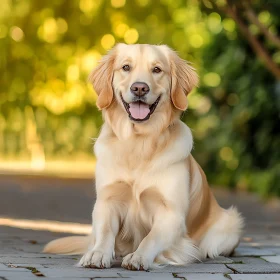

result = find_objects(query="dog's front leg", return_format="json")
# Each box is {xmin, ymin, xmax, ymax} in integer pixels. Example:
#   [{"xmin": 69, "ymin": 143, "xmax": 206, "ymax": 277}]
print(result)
[
  {"xmin": 121, "ymin": 208, "xmax": 187, "ymax": 270},
  {"xmin": 121, "ymin": 164, "xmax": 201, "ymax": 271},
  {"xmin": 78, "ymin": 200, "xmax": 118, "ymax": 268},
  {"xmin": 78, "ymin": 182, "xmax": 127, "ymax": 268}
]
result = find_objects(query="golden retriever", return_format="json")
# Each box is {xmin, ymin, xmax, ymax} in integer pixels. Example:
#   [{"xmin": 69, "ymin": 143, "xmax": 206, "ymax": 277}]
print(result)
[{"xmin": 44, "ymin": 43, "xmax": 244, "ymax": 270}]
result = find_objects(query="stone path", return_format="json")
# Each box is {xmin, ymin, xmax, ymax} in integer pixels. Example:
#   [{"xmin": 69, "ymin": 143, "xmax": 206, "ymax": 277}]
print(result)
[
  {"xmin": 0, "ymin": 173, "xmax": 280, "ymax": 279},
  {"xmin": 1, "ymin": 228, "xmax": 280, "ymax": 279}
]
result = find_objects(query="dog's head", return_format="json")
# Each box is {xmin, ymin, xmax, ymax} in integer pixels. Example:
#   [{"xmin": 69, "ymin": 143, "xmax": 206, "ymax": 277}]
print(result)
[{"xmin": 89, "ymin": 44, "xmax": 198, "ymax": 126}]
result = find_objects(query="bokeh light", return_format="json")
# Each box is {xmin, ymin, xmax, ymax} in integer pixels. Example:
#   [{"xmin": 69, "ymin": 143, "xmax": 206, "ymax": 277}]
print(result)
[
  {"xmin": 203, "ymin": 73, "xmax": 221, "ymax": 87},
  {"xmin": 101, "ymin": 34, "xmax": 116, "ymax": 49},
  {"xmin": 124, "ymin": 28, "xmax": 139, "ymax": 44},
  {"xmin": 10, "ymin": 26, "xmax": 24, "ymax": 42},
  {"xmin": 111, "ymin": 0, "xmax": 126, "ymax": 8}
]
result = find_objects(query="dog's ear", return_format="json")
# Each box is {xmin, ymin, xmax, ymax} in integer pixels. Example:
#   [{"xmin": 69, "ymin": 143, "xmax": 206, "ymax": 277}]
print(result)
[
  {"xmin": 88, "ymin": 48, "xmax": 116, "ymax": 110},
  {"xmin": 170, "ymin": 51, "xmax": 199, "ymax": 111}
]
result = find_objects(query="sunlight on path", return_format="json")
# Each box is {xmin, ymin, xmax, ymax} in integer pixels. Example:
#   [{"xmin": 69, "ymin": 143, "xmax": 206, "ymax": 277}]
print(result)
[
  {"xmin": 0, "ymin": 160, "xmax": 95, "ymax": 178},
  {"xmin": 0, "ymin": 217, "xmax": 91, "ymax": 234}
]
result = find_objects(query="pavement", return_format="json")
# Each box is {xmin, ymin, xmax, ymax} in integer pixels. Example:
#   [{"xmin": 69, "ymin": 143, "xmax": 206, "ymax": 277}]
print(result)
[{"xmin": 0, "ymin": 173, "xmax": 280, "ymax": 279}]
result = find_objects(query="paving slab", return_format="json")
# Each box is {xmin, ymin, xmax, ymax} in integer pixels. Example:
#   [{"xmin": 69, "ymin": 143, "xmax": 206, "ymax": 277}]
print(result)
[
  {"xmin": 0, "ymin": 252, "xmax": 79, "ymax": 259},
  {"xmin": 0, "ymin": 256, "xmax": 77, "ymax": 265},
  {"xmin": 119, "ymin": 274, "xmax": 175, "ymax": 279},
  {"xmin": 119, "ymin": 264, "xmax": 232, "ymax": 274},
  {"xmin": 204, "ymin": 256, "xmax": 234, "ymax": 264},
  {"xmin": 38, "ymin": 267, "xmax": 123, "ymax": 278},
  {"xmin": 233, "ymin": 247, "xmax": 276, "ymax": 257},
  {"xmin": 176, "ymin": 274, "xmax": 228, "ymax": 280},
  {"xmin": 0, "ymin": 270, "xmax": 37, "ymax": 279},
  {"xmin": 229, "ymin": 275, "xmax": 280, "ymax": 280},
  {"xmin": 0, "ymin": 263, "xmax": 30, "ymax": 272},
  {"xmin": 262, "ymin": 255, "xmax": 280, "ymax": 264},
  {"xmin": 229, "ymin": 257, "xmax": 268, "ymax": 264},
  {"xmin": 226, "ymin": 262, "xmax": 280, "ymax": 274},
  {"xmin": 261, "ymin": 247, "xmax": 280, "ymax": 254},
  {"xmin": 40, "ymin": 279, "xmax": 92, "ymax": 280},
  {"xmin": 4, "ymin": 264, "xmax": 46, "ymax": 270}
]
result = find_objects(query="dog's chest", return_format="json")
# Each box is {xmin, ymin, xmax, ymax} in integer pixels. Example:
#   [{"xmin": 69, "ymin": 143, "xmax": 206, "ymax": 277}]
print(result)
[{"xmin": 97, "ymin": 136, "xmax": 158, "ymax": 182}]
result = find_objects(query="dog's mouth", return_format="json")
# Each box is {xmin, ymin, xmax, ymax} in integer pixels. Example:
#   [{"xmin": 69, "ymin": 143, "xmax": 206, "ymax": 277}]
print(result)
[{"xmin": 121, "ymin": 95, "xmax": 161, "ymax": 122}]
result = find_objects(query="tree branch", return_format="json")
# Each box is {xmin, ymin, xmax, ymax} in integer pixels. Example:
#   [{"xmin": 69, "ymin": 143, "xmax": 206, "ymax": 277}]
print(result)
[
  {"xmin": 244, "ymin": 3, "xmax": 280, "ymax": 49},
  {"xmin": 221, "ymin": 1, "xmax": 280, "ymax": 80}
]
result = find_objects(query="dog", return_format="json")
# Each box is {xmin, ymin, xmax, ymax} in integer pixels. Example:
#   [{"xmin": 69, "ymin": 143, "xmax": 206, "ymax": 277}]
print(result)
[{"xmin": 44, "ymin": 43, "xmax": 244, "ymax": 270}]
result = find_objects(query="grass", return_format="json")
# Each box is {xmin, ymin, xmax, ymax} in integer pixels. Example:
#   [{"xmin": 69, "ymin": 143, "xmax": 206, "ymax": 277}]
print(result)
[{"xmin": 24, "ymin": 266, "xmax": 45, "ymax": 277}]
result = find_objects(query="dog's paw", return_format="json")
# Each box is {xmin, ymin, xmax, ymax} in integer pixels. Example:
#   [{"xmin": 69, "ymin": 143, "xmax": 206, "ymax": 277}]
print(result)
[
  {"xmin": 121, "ymin": 253, "xmax": 150, "ymax": 271},
  {"xmin": 78, "ymin": 250, "xmax": 112, "ymax": 269}
]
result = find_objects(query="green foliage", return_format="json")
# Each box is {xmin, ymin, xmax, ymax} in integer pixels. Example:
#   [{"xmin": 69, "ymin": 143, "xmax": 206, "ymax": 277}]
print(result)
[
  {"xmin": 192, "ymin": 0, "xmax": 280, "ymax": 196},
  {"xmin": 0, "ymin": 0, "xmax": 279, "ymax": 196}
]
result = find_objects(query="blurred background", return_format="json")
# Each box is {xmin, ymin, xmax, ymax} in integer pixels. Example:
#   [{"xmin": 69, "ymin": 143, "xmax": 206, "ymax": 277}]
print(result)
[{"xmin": 0, "ymin": 0, "xmax": 279, "ymax": 197}]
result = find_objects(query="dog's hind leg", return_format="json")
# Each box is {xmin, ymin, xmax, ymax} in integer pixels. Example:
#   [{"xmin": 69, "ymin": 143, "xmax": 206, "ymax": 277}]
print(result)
[{"xmin": 198, "ymin": 207, "xmax": 244, "ymax": 258}]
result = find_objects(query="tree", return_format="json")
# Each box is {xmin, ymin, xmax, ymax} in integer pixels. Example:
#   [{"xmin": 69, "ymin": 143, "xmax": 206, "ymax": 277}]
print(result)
[{"xmin": 195, "ymin": 0, "xmax": 280, "ymax": 196}]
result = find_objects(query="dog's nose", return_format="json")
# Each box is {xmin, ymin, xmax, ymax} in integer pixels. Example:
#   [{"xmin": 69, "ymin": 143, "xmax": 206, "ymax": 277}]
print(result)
[{"xmin": 130, "ymin": 82, "xmax": 150, "ymax": 97}]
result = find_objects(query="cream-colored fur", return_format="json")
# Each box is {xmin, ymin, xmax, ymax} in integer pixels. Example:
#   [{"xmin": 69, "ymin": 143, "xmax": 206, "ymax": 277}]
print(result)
[{"xmin": 43, "ymin": 44, "xmax": 244, "ymax": 270}]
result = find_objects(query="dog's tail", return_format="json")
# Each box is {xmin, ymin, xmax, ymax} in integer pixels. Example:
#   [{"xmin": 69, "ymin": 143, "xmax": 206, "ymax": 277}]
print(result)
[{"xmin": 43, "ymin": 236, "xmax": 90, "ymax": 255}]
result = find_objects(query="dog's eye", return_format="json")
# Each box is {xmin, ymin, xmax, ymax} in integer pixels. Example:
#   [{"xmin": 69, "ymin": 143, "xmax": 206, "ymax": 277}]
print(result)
[
  {"xmin": 122, "ymin": 65, "xmax": 130, "ymax": 72},
  {"xmin": 153, "ymin": 67, "xmax": 162, "ymax": 73}
]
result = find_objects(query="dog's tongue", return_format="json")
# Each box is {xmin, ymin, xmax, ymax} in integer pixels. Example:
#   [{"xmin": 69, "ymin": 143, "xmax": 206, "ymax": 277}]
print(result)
[{"xmin": 129, "ymin": 102, "xmax": 150, "ymax": 120}]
